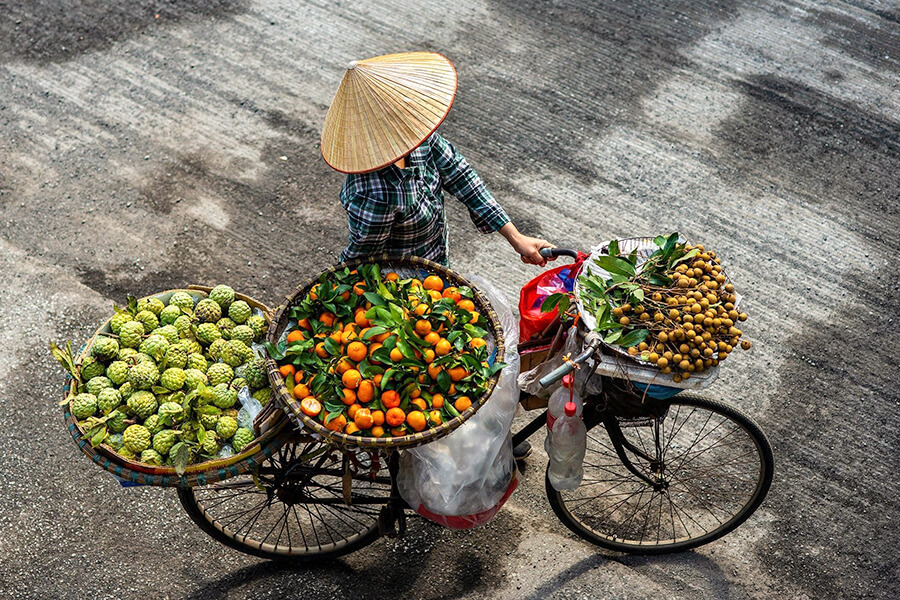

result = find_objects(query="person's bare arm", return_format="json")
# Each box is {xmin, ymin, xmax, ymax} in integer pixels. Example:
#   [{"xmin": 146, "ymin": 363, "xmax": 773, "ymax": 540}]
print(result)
[{"xmin": 498, "ymin": 222, "xmax": 556, "ymax": 266}]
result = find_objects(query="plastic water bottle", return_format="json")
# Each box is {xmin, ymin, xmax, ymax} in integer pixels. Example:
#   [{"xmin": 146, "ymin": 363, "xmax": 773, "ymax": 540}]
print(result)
[
  {"xmin": 545, "ymin": 374, "xmax": 583, "ymax": 450},
  {"xmin": 547, "ymin": 401, "xmax": 587, "ymax": 491}
]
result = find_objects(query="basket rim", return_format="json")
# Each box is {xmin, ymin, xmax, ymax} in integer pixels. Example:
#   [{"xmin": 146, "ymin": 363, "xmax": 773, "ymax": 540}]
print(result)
[
  {"xmin": 64, "ymin": 286, "xmax": 288, "ymax": 486},
  {"xmin": 265, "ymin": 254, "xmax": 506, "ymax": 450}
]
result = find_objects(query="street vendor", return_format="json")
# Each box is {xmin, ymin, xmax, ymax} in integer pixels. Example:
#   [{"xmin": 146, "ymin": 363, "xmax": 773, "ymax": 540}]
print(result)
[{"xmin": 320, "ymin": 51, "xmax": 555, "ymax": 267}]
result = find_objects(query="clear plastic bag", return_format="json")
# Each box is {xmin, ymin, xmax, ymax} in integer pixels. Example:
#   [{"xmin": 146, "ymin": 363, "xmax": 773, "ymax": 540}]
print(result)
[
  {"xmin": 517, "ymin": 326, "xmax": 603, "ymax": 399},
  {"xmin": 397, "ymin": 276, "xmax": 521, "ymax": 529}
]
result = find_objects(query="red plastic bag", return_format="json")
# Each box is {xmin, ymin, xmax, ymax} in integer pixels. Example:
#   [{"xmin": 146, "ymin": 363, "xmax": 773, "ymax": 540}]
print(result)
[
  {"xmin": 412, "ymin": 470, "xmax": 519, "ymax": 529},
  {"xmin": 518, "ymin": 254, "xmax": 587, "ymax": 342}
]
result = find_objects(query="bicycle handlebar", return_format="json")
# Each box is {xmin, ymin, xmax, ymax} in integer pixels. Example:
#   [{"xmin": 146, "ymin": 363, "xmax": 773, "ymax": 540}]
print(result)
[
  {"xmin": 538, "ymin": 332, "xmax": 602, "ymax": 388},
  {"xmin": 540, "ymin": 247, "xmax": 580, "ymax": 259}
]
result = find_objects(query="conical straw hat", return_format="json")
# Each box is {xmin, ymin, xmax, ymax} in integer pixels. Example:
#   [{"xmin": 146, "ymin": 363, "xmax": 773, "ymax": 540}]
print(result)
[{"xmin": 321, "ymin": 52, "xmax": 458, "ymax": 174}]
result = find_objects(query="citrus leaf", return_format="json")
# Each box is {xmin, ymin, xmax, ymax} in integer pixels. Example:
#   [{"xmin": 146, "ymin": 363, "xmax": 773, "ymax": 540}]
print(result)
[
  {"xmin": 618, "ymin": 329, "xmax": 650, "ymax": 348},
  {"xmin": 593, "ymin": 255, "xmax": 635, "ymax": 277},
  {"xmin": 361, "ymin": 326, "xmax": 388, "ymax": 341},
  {"xmin": 363, "ymin": 292, "xmax": 386, "ymax": 307}
]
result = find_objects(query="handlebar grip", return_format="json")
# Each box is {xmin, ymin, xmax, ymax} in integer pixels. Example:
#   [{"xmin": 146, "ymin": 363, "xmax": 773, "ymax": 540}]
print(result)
[
  {"xmin": 538, "ymin": 361, "xmax": 576, "ymax": 388},
  {"xmin": 539, "ymin": 247, "xmax": 579, "ymax": 259}
]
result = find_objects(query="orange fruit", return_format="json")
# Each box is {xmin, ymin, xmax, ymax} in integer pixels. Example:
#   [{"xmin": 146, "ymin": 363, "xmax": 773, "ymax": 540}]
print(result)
[
  {"xmin": 427, "ymin": 363, "xmax": 441, "ymax": 380},
  {"xmin": 385, "ymin": 407, "xmax": 406, "ymax": 427},
  {"xmin": 341, "ymin": 369, "xmax": 362, "ymax": 389},
  {"xmin": 329, "ymin": 330, "xmax": 343, "ymax": 345},
  {"xmin": 279, "ymin": 364, "xmax": 296, "ymax": 378},
  {"xmin": 390, "ymin": 427, "xmax": 407, "ymax": 437},
  {"xmin": 339, "ymin": 290, "xmax": 351, "ymax": 302},
  {"xmin": 448, "ymin": 366, "xmax": 468, "ymax": 382},
  {"xmin": 345, "ymin": 422, "xmax": 360, "ymax": 435},
  {"xmin": 368, "ymin": 342, "xmax": 383, "ymax": 363},
  {"xmin": 454, "ymin": 396, "xmax": 472, "ymax": 412},
  {"xmin": 469, "ymin": 311, "xmax": 480, "ymax": 324},
  {"xmin": 442, "ymin": 287, "xmax": 461, "ymax": 302},
  {"xmin": 381, "ymin": 390, "xmax": 401, "ymax": 408},
  {"xmin": 335, "ymin": 356, "xmax": 355, "ymax": 374},
  {"xmin": 347, "ymin": 341, "xmax": 368, "ymax": 362},
  {"xmin": 371, "ymin": 425, "xmax": 385, "ymax": 437},
  {"xmin": 373, "ymin": 373, "xmax": 383, "ymax": 385},
  {"xmin": 409, "ymin": 385, "xmax": 422, "ymax": 399},
  {"xmin": 429, "ymin": 410, "xmax": 442, "ymax": 426},
  {"xmin": 341, "ymin": 388, "xmax": 357, "ymax": 405},
  {"xmin": 448, "ymin": 383, "xmax": 457, "ymax": 395},
  {"xmin": 353, "ymin": 282, "xmax": 367, "ymax": 296},
  {"xmin": 385, "ymin": 272, "xmax": 399, "ymax": 282},
  {"xmin": 409, "ymin": 278, "xmax": 423, "ymax": 289},
  {"xmin": 414, "ymin": 303, "xmax": 430, "ymax": 316},
  {"xmin": 315, "ymin": 342, "xmax": 328, "ymax": 358},
  {"xmin": 297, "ymin": 318, "xmax": 311, "ymax": 331},
  {"xmin": 347, "ymin": 403, "xmax": 361, "ymax": 419},
  {"xmin": 424, "ymin": 332, "xmax": 440, "ymax": 345},
  {"xmin": 374, "ymin": 331, "xmax": 391, "ymax": 343},
  {"xmin": 354, "ymin": 408, "xmax": 374, "ymax": 429},
  {"xmin": 389, "ymin": 347, "xmax": 404, "ymax": 362},
  {"xmin": 406, "ymin": 410, "xmax": 427, "ymax": 432},
  {"xmin": 324, "ymin": 414, "xmax": 347, "ymax": 431},
  {"xmin": 423, "ymin": 275, "xmax": 444, "ymax": 292},
  {"xmin": 286, "ymin": 330, "xmax": 305, "ymax": 343},
  {"xmin": 371, "ymin": 410, "xmax": 385, "ymax": 426},
  {"xmin": 418, "ymin": 373, "xmax": 428, "ymax": 385},
  {"xmin": 470, "ymin": 337, "xmax": 487, "ymax": 349},
  {"xmin": 435, "ymin": 339, "xmax": 451, "ymax": 356},
  {"xmin": 357, "ymin": 380, "xmax": 375, "ymax": 403},
  {"xmin": 414, "ymin": 319, "xmax": 432, "ymax": 335},
  {"xmin": 458, "ymin": 299, "xmax": 475, "ymax": 312},
  {"xmin": 427, "ymin": 290, "xmax": 442, "ymax": 301},
  {"xmin": 300, "ymin": 396, "xmax": 321, "ymax": 417},
  {"xmin": 354, "ymin": 309, "xmax": 370, "ymax": 328},
  {"xmin": 431, "ymin": 393, "xmax": 444, "ymax": 408},
  {"xmin": 292, "ymin": 383, "xmax": 310, "ymax": 400},
  {"xmin": 308, "ymin": 285, "xmax": 320, "ymax": 300},
  {"xmin": 319, "ymin": 312, "xmax": 336, "ymax": 327},
  {"xmin": 423, "ymin": 349, "xmax": 436, "ymax": 364},
  {"xmin": 341, "ymin": 329, "xmax": 359, "ymax": 344},
  {"xmin": 410, "ymin": 397, "xmax": 427, "ymax": 411}
]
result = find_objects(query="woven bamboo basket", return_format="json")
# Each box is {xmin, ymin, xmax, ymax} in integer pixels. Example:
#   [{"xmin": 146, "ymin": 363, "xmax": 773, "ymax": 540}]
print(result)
[
  {"xmin": 266, "ymin": 255, "xmax": 506, "ymax": 450},
  {"xmin": 62, "ymin": 285, "xmax": 289, "ymax": 487}
]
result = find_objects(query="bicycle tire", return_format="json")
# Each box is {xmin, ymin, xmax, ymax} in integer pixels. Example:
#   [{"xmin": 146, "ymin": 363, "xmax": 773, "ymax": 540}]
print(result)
[
  {"xmin": 178, "ymin": 438, "xmax": 389, "ymax": 561},
  {"xmin": 546, "ymin": 394, "xmax": 773, "ymax": 554}
]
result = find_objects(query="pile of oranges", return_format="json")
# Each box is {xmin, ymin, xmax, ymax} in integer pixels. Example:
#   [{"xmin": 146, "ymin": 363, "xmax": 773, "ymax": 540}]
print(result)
[{"xmin": 270, "ymin": 264, "xmax": 503, "ymax": 438}]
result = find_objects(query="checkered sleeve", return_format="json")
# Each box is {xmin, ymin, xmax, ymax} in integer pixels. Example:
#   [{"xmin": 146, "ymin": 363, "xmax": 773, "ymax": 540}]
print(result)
[
  {"xmin": 339, "ymin": 186, "xmax": 396, "ymax": 261},
  {"xmin": 430, "ymin": 133, "xmax": 510, "ymax": 234}
]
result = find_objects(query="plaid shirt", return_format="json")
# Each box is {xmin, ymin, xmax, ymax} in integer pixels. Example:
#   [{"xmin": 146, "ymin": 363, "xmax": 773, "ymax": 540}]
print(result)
[{"xmin": 339, "ymin": 133, "xmax": 510, "ymax": 266}]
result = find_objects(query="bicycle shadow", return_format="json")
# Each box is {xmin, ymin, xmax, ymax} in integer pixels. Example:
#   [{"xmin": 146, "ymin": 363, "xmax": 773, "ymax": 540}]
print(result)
[
  {"xmin": 518, "ymin": 549, "xmax": 734, "ymax": 600},
  {"xmin": 180, "ymin": 516, "xmax": 504, "ymax": 600}
]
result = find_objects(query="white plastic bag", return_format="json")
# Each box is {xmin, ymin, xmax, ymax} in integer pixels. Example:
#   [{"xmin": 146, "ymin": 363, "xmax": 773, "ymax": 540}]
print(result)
[
  {"xmin": 397, "ymin": 276, "xmax": 521, "ymax": 528},
  {"xmin": 517, "ymin": 326, "xmax": 603, "ymax": 398}
]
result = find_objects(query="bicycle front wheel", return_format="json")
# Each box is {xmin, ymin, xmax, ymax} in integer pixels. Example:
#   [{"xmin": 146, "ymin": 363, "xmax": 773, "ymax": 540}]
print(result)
[{"xmin": 547, "ymin": 394, "xmax": 773, "ymax": 554}]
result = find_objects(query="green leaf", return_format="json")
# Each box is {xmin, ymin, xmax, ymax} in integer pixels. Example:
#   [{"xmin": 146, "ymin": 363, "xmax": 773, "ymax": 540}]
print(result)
[
  {"xmin": 540, "ymin": 293, "xmax": 565, "ymax": 314},
  {"xmin": 663, "ymin": 232, "xmax": 679, "ymax": 254},
  {"xmin": 325, "ymin": 409, "xmax": 344, "ymax": 424},
  {"xmin": 172, "ymin": 443, "xmax": 191, "ymax": 476},
  {"xmin": 632, "ymin": 288, "xmax": 644, "ymax": 303},
  {"xmin": 603, "ymin": 330, "xmax": 623, "ymax": 343},
  {"xmin": 594, "ymin": 255, "xmax": 635, "ymax": 278},
  {"xmin": 323, "ymin": 336, "xmax": 341, "ymax": 356},
  {"xmin": 608, "ymin": 239, "xmax": 620, "ymax": 257},
  {"xmin": 669, "ymin": 247, "xmax": 699, "ymax": 269},
  {"xmin": 361, "ymin": 326, "xmax": 388, "ymax": 341},
  {"xmin": 90, "ymin": 425, "xmax": 108, "ymax": 448},
  {"xmin": 380, "ymin": 368, "xmax": 395, "ymax": 390},
  {"xmin": 49, "ymin": 342, "xmax": 78, "ymax": 377},
  {"xmin": 649, "ymin": 274, "xmax": 671, "ymax": 286},
  {"xmin": 371, "ymin": 347, "xmax": 393, "ymax": 365},
  {"xmin": 463, "ymin": 324, "xmax": 488, "ymax": 339},
  {"xmin": 653, "ymin": 235, "xmax": 667, "ymax": 247},
  {"xmin": 594, "ymin": 303, "xmax": 610, "ymax": 326},
  {"xmin": 396, "ymin": 338, "xmax": 416, "ymax": 360},
  {"xmin": 437, "ymin": 370, "xmax": 450, "ymax": 392},
  {"xmin": 363, "ymin": 292, "xmax": 386, "ymax": 307},
  {"xmin": 618, "ymin": 329, "xmax": 650, "ymax": 348}
]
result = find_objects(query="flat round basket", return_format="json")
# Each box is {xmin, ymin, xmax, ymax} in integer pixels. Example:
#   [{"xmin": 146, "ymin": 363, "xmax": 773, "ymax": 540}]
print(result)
[
  {"xmin": 62, "ymin": 286, "xmax": 288, "ymax": 487},
  {"xmin": 266, "ymin": 255, "xmax": 506, "ymax": 451}
]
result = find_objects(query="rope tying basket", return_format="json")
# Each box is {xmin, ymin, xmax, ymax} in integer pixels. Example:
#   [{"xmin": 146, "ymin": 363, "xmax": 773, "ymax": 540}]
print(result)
[
  {"xmin": 62, "ymin": 286, "xmax": 288, "ymax": 487},
  {"xmin": 266, "ymin": 254, "xmax": 506, "ymax": 450}
]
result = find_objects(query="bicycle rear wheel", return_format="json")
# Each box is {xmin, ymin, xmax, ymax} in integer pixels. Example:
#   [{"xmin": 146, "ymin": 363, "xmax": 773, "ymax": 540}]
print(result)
[
  {"xmin": 547, "ymin": 394, "xmax": 773, "ymax": 554},
  {"xmin": 179, "ymin": 435, "xmax": 392, "ymax": 561}
]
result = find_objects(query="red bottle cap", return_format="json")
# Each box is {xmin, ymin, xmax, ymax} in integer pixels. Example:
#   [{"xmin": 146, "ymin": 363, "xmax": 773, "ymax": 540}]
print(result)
[
  {"xmin": 564, "ymin": 401, "xmax": 577, "ymax": 417},
  {"xmin": 562, "ymin": 373, "xmax": 573, "ymax": 388}
]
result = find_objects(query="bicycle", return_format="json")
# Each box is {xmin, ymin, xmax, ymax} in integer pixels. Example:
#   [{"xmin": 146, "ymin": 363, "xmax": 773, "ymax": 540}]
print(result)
[{"xmin": 178, "ymin": 248, "xmax": 773, "ymax": 559}]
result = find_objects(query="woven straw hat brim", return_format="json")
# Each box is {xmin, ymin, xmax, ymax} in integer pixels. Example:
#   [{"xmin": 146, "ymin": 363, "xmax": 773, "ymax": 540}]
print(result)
[{"xmin": 321, "ymin": 52, "xmax": 458, "ymax": 174}]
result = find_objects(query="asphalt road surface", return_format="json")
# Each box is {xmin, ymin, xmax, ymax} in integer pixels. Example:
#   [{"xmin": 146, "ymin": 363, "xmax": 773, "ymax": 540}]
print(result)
[{"xmin": 1, "ymin": 1, "xmax": 898, "ymax": 599}]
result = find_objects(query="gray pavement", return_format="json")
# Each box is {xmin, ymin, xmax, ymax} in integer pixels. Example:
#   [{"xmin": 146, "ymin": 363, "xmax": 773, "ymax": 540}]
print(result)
[{"xmin": 1, "ymin": 1, "xmax": 898, "ymax": 598}]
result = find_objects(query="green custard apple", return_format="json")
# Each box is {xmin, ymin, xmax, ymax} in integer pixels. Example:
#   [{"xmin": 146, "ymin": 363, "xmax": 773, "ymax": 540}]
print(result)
[
  {"xmin": 72, "ymin": 393, "xmax": 98, "ymax": 419},
  {"xmin": 245, "ymin": 315, "xmax": 267, "ymax": 341},
  {"xmin": 159, "ymin": 304, "xmax": 183, "ymax": 325},
  {"xmin": 229, "ymin": 325, "xmax": 254, "ymax": 346},
  {"xmin": 231, "ymin": 377, "xmax": 247, "ymax": 391},
  {"xmin": 180, "ymin": 339, "xmax": 202, "ymax": 355},
  {"xmin": 163, "ymin": 346, "xmax": 188, "ymax": 370},
  {"xmin": 186, "ymin": 353, "xmax": 207, "ymax": 372},
  {"xmin": 139, "ymin": 297, "xmax": 165, "ymax": 316},
  {"xmin": 173, "ymin": 314, "xmax": 193, "ymax": 336},
  {"xmin": 80, "ymin": 356, "xmax": 107, "ymax": 381},
  {"xmin": 183, "ymin": 368, "xmax": 208, "ymax": 390},
  {"xmin": 97, "ymin": 388, "xmax": 123, "ymax": 415},
  {"xmin": 201, "ymin": 431, "xmax": 220, "ymax": 455},
  {"xmin": 155, "ymin": 324, "xmax": 180, "ymax": 345},
  {"xmin": 117, "ymin": 347, "xmax": 138, "ymax": 361},
  {"xmin": 110, "ymin": 310, "xmax": 133, "ymax": 334},
  {"xmin": 199, "ymin": 410, "xmax": 220, "ymax": 430},
  {"xmin": 126, "ymin": 360, "xmax": 159, "ymax": 390},
  {"xmin": 133, "ymin": 310, "xmax": 159, "ymax": 333},
  {"xmin": 123, "ymin": 424, "xmax": 151, "ymax": 453},
  {"xmin": 215, "ymin": 415, "xmax": 238, "ymax": 439},
  {"xmin": 157, "ymin": 401, "xmax": 184, "ymax": 424},
  {"xmin": 220, "ymin": 340, "xmax": 249, "ymax": 368},
  {"xmin": 215, "ymin": 317, "xmax": 236, "ymax": 339},
  {"xmin": 140, "ymin": 449, "xmax": 164, "ymax": 465},
  {"xmin": 206, "ymin": 363, "xmax": 234, "ymax": 386},
  {"xmin": 232, "ymin": 428, "xmax": 254, "ymax": 452},
  {"xmin": 152, "ymin": 430, "xmax": 178, "ymax": 456},
  {"xmin": 106, "ymin": 360, "xmax": 128, "ymax": 385},
  {"xmin": 228, "ymin": 301, "xmax": 251, "ymax": 324},
  {"xmin": 195, "ymin": 323, "xmax": 221, "ymax": 346},
  {"xmin": 243, "ymin": 357, "xmax": 268, "ymax": 389},
  {"xmin": 252, "ymin": 387, "xmax": 273, "ymax": 406},
  {"xmin": 160, "ymin": 367, "xmax": 186, "ymax": 391},
  {"xmin": 127, "ymin": 390, "xmax": 158, "ymax": 420},
  {"xmin": 209, "ymin": 285, "xmax": 235, "ymax": 309},
  {"xmin": 107, "ymin": 410, "xmax": 128, "ymax": 433},
  {"xmin": 211, "ymin": 383, "xmax": 237, "ymax": 409},
  {"xmin": 118, "ymin": 321, "xmax": 145, "ymax": 348},
  {"xmin": 85, "ymin": 376, "xmax": 113, "ymax": 396},
  {"xmin": 117, "ymin": 447, "xmax": 137, "ymax": 461},
  {"xmin": 194, "ymin": 299, "xmax": 222, "ymax": 323},
  {"xmin": 207, "ymin": 338, "xmax": 228, "ymax": 361},
  {"xmin": 91, "ymin": 336, "xmax": 119, "ymax": 362},
  {"xmin": 168, "ymin": 292, "xmax": 195, "ymax": 312},
  {"xmin": 139, "ymin": 334, "xmax": 169, "ymax": 361},
  {"xmin": 143, "ymin": 414, "xmax": 163, "ymax": 436}
]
